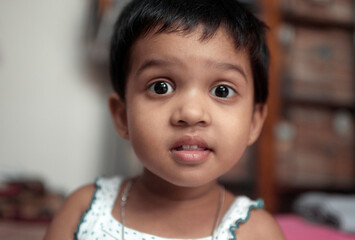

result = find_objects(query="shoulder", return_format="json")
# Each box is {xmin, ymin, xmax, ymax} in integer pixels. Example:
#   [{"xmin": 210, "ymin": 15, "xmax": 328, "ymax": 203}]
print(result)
[
  {"xmin": 236, "ymin": 208, "xmax": 286, "ymax": 240},
  {"xmin": 65, "ymin": 184, "xmax": 97, "ymax": 209},
  {"xmin": 44, "ymin": 184, "xmax": 96, "ymax": 240}
]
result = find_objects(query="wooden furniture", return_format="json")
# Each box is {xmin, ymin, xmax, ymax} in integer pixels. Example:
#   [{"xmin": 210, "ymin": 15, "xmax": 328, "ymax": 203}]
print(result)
[{"xmin": 258, "ymin": 0, "xmax": 355, "ymax": 213}]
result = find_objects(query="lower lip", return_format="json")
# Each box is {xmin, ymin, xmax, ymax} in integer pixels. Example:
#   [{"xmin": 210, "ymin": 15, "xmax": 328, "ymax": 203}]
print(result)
[{"xmin": 171, "ymin": 150, "xmax": 211, "ymax": 164}]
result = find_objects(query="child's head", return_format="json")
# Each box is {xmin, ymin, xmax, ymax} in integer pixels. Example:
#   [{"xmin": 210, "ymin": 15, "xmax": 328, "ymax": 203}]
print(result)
[
  {"xmin": 109, "ymin": 0, "xmax": 269, "ymax": 187},
  {"xmin": 110, "ymin": 0, "xmax": 269, "ymax": 104}
]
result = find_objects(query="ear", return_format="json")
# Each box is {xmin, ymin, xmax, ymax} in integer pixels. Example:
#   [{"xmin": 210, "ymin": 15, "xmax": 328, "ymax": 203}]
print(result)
[
  {"xmin": 248, "ymin": 104, "xmax": 268, "ymax": 146},
  {"xmin": 108, "ymin": 93, "xmax": 129, "ymax": 140}
]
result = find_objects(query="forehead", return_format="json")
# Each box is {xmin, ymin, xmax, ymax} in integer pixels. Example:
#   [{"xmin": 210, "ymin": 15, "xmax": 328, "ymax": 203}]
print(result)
[{"xmin": 127, "ymin": 26, "xmax": 252, "ymax": 79}]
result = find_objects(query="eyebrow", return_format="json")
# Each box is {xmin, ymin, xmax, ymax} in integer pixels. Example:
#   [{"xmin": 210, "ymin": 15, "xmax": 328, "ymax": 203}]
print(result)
[
  {"xmin": 207, "ymin": 61, "xmax": 248, "ymax": 82},
  {"xmin": 136, "ymin": 58, "xmax": 247, "ymax": 82},
  {"xmin": 135, "ymin": 58, "xmax": 178, "ymax": 78}
]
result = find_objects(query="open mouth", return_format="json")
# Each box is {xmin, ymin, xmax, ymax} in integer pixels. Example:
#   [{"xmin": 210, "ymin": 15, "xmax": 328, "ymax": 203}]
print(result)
[
  {"xmin": 170, "ymin": 136, "xmax": 212, "ymax": 152},
  {"xmin": 173, "ymin": 145, "xmax": 211, "ymax": 151},
  {"xmin": 170, "ymin": 137, "xmax": 212, "ymax": 164}
]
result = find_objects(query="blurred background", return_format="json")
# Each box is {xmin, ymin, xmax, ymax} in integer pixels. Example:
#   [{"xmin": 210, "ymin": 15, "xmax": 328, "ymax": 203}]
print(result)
[{"xmin": 0, "ymin": 0, "xmax": 354, "ymax": 239}]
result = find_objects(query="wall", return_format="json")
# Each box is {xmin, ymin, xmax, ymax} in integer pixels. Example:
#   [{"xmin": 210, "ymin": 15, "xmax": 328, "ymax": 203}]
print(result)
[{"xmin": 0, "ymin": 0, "xmax": 135, "ymax": 194}]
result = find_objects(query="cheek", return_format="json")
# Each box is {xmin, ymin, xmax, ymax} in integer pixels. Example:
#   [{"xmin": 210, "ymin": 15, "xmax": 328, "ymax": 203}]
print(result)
[
  {"xmin": 126, "ymin": 104, "xmax": 167, "ymax": 157},
  {"xmin": 215, "ymin": 110, "xmax": 252, "ymax": 158},
  {"xmin": 216, "ymin": 130, "xmax": 250, "ymax": 177},
  {"xmin": 221, "ymin": 130, "xmax": 249, "ymax": 159}
]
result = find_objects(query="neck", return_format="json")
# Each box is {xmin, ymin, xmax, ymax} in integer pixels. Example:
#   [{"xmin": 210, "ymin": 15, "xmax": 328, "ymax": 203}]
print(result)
[
  {"xmin": 135, "ymin": 169, "xmax": 220, "ymax": 202},
  {"xmin": 120, "ymin": 170, "xmax": 226, "ymax": 240}
]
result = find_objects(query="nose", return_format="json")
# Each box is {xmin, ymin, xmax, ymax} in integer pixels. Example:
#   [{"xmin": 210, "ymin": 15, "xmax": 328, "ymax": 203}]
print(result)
[{"xmin": 170, "ymin": 90, "xmax": 211, "ymax": 127}]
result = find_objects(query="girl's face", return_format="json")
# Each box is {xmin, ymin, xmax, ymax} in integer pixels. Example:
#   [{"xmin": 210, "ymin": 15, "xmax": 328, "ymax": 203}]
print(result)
[{"xmin": 110, "ymin": 26, "xmax": 267, "ymax": 188}]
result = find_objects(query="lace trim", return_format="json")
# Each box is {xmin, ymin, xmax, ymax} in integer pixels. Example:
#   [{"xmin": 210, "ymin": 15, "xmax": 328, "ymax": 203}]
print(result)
[{"xmin": 227, "ymin": 198, "xmax": 264, "ymax": 240}]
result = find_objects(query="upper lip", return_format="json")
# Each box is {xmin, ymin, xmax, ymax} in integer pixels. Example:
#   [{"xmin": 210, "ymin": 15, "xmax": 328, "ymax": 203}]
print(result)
[{"xmin": 170, "ymin": 135, "xmax": 212, "ymax": 151}]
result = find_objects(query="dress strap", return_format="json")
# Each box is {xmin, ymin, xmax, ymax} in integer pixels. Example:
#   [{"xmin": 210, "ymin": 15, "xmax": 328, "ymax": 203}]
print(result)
[
  {"xmin": 74, "ymin": 176, "xmax": 124, "ymax": 240},
  {"xmin": 215, "ymin": 196, "xmax": 264, "ymax": 240},
  {"xmin": 95, "ymin": 176, "xmax": 123, "ymax": 209}
]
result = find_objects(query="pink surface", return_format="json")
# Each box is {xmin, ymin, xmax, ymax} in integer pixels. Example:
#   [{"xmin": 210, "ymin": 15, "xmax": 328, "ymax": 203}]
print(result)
[{"xmin": 276, "ymin": 214, "xmax": 355, "ymax": 240}]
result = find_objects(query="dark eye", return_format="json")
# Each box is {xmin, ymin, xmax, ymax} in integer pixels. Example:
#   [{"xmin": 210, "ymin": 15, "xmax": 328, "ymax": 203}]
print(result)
[
  {"xmin": 149, "ymin": 81, "xmax": 174, "ymax": 95},
  {"xmin": 210, "ymin": 85, "xmax": 236, "ymax": 98}
]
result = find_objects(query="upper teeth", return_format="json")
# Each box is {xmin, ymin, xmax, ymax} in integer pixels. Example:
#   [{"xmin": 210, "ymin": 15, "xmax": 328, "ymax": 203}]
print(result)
[{"xmin": 182, "ymin": 145, "xmax": 199, "ymax": 150}]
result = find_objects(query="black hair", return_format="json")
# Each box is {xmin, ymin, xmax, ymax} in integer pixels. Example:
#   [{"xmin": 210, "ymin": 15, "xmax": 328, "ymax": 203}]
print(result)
[{"xmin": 110, "ymin": 0, "xmax": 269, "ymax": 104}]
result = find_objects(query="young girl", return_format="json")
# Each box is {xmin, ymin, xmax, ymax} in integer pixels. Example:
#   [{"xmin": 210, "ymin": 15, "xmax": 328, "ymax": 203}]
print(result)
[{"xmin": 45, "ymin": 0, "xmax": 285, "ymax": 239}]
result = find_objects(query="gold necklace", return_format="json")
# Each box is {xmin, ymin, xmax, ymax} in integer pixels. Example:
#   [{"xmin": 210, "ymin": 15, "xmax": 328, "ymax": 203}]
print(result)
[{"xmin": 120, "ymin": 180, "xmax": 225, "ymax": 240}]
